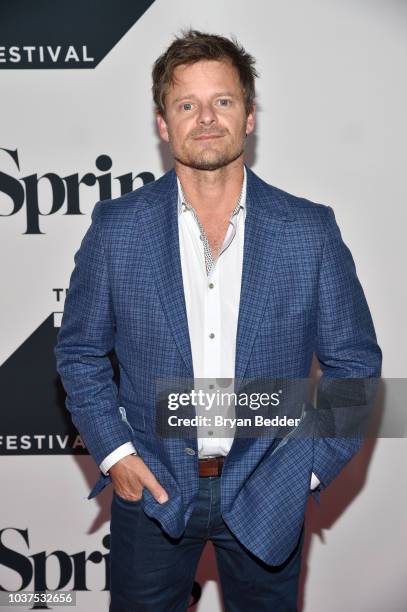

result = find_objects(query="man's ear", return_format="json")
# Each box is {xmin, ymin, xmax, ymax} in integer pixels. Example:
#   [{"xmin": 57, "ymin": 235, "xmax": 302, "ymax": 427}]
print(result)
[
  {"xmin": 245, "ymin": 100, "xmax": 256, "ymax": 136},
  {"xmin": 156, "ymin": 111, "xmax": 170, "ymax": 143}
]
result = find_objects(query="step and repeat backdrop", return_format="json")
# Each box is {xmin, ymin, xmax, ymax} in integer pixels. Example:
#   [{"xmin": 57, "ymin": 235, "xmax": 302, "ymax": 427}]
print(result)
[{"xmin": 1, "ymin": 1, "xmax": 406, "ymax": 610}]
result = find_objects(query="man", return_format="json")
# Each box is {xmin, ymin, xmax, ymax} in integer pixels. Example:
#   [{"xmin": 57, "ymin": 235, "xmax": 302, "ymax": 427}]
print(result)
[{"xmin": 55, "ymin": 29, "xmax": 382, "ymax": 611}]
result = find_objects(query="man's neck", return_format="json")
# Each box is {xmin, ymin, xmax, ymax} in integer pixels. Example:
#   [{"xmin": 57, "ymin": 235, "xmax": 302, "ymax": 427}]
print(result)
[{"xmin": 175, "ymin": 158, "xmax": 245, "ymax": 218}]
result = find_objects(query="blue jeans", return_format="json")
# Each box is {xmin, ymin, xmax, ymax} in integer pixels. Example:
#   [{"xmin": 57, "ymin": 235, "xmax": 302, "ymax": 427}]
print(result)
[{"xmin": 109, "ymin": 476, "xmax": 305, "ymax": 611}]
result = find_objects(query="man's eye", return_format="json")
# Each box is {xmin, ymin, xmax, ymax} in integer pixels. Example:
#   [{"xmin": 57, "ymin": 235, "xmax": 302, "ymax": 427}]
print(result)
[
  {"xmin": 218, "ymin": 99, "xmax": 231, "ymax": 106},
  {"xmin": 182, "ymin": 102, "xmax": 193, "ymax": 111}
]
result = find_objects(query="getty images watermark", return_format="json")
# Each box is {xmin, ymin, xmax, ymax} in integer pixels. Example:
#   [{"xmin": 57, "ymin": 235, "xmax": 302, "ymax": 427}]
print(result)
[
  {"xmin": 165, "ymin": 386, "xmax": 302, "ymax": 429},
  {"xmin": 154, "ymin": 377, "xmax": 382, "ymax": 440}
]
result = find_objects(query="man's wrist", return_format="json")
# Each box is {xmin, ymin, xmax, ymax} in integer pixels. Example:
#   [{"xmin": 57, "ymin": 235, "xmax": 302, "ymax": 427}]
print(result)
[
  {"xmin": 99, "ymin": 442, "xmax": 138, "ymax": 475},
  {"xmin": 108, "ymin": 450, "xmax": 139, "ymax": 474}
]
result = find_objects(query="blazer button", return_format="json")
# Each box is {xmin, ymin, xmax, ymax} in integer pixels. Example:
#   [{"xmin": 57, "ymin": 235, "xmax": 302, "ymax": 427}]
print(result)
[{"xmin": 185, "ymin": 447, "xmax": 196, "ymax": 455}]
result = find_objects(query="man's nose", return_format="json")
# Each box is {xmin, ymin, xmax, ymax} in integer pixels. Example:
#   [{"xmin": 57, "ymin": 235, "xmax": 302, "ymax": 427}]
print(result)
[{"xmin": 197, "ymin": 102, "xmax": 217, "ymax": 126}]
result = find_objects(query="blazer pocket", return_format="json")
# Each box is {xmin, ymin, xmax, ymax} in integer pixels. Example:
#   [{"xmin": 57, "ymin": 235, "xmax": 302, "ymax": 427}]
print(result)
[{"xmin": 260, "ymin": 310, "xmax": 313, "ymax": 330}]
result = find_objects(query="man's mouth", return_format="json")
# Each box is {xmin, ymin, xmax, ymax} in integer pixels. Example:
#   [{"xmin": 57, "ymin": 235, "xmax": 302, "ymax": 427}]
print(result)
[{"xmin": 193, "ymin": 134, "xmax": 224, "ymax": 140}]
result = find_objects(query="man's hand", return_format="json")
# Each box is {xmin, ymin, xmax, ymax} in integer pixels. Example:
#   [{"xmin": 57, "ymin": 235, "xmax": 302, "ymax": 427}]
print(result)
[{"xmin": 109, "ymin": 454, "xmax": 169, "ymax": 504}]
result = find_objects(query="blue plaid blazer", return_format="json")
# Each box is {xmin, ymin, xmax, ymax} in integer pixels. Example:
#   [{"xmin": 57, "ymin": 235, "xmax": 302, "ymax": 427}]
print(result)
[{"xmin": 54, "ymin": 164, "xmax": 382, "ymax": 565}]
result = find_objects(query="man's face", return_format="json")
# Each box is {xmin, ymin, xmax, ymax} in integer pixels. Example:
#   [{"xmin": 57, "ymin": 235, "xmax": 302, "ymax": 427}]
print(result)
[{"xmin": 156, "ymin": 59, "xmax": 255, "ymax": 171}]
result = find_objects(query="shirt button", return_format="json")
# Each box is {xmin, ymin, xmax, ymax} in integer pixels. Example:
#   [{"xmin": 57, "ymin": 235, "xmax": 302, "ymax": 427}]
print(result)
[
  {"xmin": 208, "ymin": 431, "xmax": 213, "ymax": 436},
  {"xmin": 185, "ymin": 447, "xmax": 196, "ymax": 455},
  {"xmin": 209, "ymin": 384, "xmax": 215, "ymax": 389},
  {"xmin": 208, "ymin": 283, "xmax": 214, "ymax": 289},
  {"xmin": 209, "ymin": 333, "xmax": 215, "ymax": 339}
]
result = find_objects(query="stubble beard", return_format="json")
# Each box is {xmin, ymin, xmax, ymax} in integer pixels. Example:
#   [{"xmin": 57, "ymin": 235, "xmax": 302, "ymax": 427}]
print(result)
[{"xmin": 170, "ymin": 129, "xmax": 246, "ymax": 171}]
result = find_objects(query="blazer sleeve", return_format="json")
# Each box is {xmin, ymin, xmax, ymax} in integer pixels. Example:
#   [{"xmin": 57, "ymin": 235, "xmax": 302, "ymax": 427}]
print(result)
[
  {"xmin": 312, "ymin": 206, "xmax": 382, "ymax": 495},
  {"xmin": 54, "ymin": 202, "xmax": 133, "ymax": 466}
]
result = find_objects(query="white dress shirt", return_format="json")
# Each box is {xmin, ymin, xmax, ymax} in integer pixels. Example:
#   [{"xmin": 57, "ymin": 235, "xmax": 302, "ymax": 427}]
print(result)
[
  {"xmin": 178, "ymin": 167, "xmax": 246, "ymax": 458},
  {"xmin": 99, "ymin": 166, "xmax": 320, "ymax": 491}
]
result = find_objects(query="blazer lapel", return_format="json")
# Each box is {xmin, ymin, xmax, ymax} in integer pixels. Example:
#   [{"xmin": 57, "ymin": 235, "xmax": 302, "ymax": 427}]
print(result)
[
  {"xmin": 140, "ymin": 168, "xmax": 194, "ymax": 377},
  {"xmin": 234, "ymin": 165, "xmax": 296, "ymax": 382}
]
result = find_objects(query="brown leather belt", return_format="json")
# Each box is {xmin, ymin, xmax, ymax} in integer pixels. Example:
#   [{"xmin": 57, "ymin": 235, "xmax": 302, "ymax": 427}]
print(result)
[{"xmin": 199, "ymin": 456, "xmax": 225, "ymax": 477}]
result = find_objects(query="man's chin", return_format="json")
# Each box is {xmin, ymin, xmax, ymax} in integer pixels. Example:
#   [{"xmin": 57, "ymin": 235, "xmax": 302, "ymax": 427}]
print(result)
[
  {"xmin": 184, "ymin": 161, "xmax": 228, "ymax": 171},
  {"xmin": 175, "ymin": 151, "xmax": 243, "ymax": 171}
]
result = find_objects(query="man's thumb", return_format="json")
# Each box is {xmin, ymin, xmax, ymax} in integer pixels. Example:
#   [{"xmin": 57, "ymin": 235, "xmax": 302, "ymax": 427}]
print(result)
[{"xmin": 151, "ymin": 484, "xmax": 168, "ymax": 504}]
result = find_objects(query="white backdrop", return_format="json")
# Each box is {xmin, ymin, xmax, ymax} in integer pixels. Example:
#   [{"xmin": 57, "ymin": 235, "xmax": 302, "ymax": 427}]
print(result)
[{"xmin": 1, "ymin": 1, "xmax": 407, "ymax": 610}]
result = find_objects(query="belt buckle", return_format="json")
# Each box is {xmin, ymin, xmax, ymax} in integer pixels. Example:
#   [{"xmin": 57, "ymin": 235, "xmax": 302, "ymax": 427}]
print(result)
[{"xmin": 199, "ymin": 455, "xmax": 224, "ymax": 477}]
